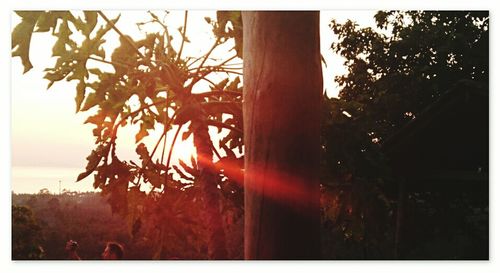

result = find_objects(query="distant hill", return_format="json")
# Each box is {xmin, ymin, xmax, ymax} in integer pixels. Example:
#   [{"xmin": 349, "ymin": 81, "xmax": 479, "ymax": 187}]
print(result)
[{"xmin": 12, "ymin": 192, "xmax": 154, "ymax": 260}]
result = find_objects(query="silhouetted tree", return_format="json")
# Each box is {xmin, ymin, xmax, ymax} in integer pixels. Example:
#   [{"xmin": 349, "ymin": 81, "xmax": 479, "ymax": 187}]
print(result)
[{"xmin": 12, "ymin": 205, "xmax": 45, "ymax": 259}]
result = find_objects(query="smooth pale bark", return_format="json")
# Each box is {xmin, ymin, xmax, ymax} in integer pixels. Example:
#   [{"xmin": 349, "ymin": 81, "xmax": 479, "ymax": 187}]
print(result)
[{"xmin": 242, "ymin": 11, "xmax": 322, "ymax": 259}]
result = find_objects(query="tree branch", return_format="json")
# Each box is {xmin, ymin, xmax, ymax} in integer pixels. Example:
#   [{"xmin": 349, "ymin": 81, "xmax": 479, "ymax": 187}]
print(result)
[
  {"xmin": 164, "ymin": 123, "xmax": 184, "ymax": 186},
  {"xmin": 88, "ymin": 56, "xmax": 131, "ymax": 68},
  {"xmin": 206, "ymin": 120, "xmax": 243, "ymax": 134},
  {"xmin": 176, "ymin": 11, "xmax": 189, "ymax": 64}
]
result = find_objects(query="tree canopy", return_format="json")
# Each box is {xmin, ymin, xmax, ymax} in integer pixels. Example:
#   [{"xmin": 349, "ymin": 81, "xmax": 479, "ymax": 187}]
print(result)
[
  {"xmin": 12, "ymin": 205, "xmax": 45, "ymax": 259},
  {"xmin": 321, "ymin": 10, "xmax": 488, "ymax": 258},
  {"xmin": 329, "ymin": 11, "xmax": 488, "ymax": 143}
]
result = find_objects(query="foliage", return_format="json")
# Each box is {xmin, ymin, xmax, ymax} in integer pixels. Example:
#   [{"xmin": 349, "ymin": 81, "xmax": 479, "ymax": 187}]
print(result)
[
  {"xmin": 12, "ymin": 10, "xmax": 244, "ymax": 259},
  {"xmin": 320, "ymin": 11, "xmax": 489, "ymax": 258},
  {"xmin": 330, "ymin": 11, "xmax": 488, "ymax": 141},
  {"xmin": 12, "ymin": 192, "xmax": 244, "ymax": 259},
  {"xmin": 12, "ymin": 10, "xmax": 489, "ymax": 259},
  {"xmin": 12, "ymin": 205, "xmax": 45, "ymax": 259}
]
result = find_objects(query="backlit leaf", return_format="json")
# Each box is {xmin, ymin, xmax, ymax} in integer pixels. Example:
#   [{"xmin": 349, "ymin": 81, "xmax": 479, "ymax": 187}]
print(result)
[
  {"xmin": 135, "ymin": 123, "xmax": 149, "ymax": 143},
  {"xmin": 182, "ymin": 130, "xmax": 192, "ymax": 141},
  {"xmin": 179, "ymin": 159, "xmax": 199, "ymax": 178},
  {"xmin": 34, "ymin": 11, "xmax": 60, "ymax": 33},
  {"xmin": 172, "ymin": 165, "xmax": 194, "ymax": 181},
  {"xmin": 51, "ymin": 19, "xmax": 73, "ymax": 57},
  {"xmin": 44, "ymin": 71, "xmax": 66, "ymax": 89},
  {"xmin": 75, "ymin": 80, "xmax": 86, "ymax": 112},
  {"xmin": 83, "ymin": 11, "xmax": 98, "ymax": 37},
  {"xmin": 80, "ymin": 92, "xmax": 100, "ymax": 111},
  {"xmin": 77, "ymin": 149, "xmax": 102, "ymax": 182},
  {"xmin": 12, "ymin": 11, "xmax": 43, "ymax": 73}
]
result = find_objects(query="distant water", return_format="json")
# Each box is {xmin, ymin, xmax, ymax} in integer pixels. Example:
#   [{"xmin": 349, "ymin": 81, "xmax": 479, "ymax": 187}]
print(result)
[{"xmin": 11, "ymin": 166, "xmax": 97, "ymax": 194}]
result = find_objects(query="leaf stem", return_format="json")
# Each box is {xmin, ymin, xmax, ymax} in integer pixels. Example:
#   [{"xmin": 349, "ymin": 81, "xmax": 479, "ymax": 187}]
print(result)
[
  {"xmin": 192, "ymin": 90, "xmax": 242, "ymax": 98},
  {"xmin": 88, "ymin": 56, "xmax": 130, "ymax": 68},
  {"xmin": 176, "ymin": 11, "xmax": 189, "ymax": 64},
  {"xmin": 164, "ymin": 123, "xmax": 184, "ymax": 186},
  {"xmin": 206, "ymin": 120, "xmax": 243, "ymax": 134}
]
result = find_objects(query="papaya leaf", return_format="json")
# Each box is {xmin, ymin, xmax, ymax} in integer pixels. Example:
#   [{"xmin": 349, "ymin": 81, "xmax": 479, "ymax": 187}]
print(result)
[
  {"xmin": 88, "ymin": 68, "xmax": 102, "ymax": 75},
  {"xmin": 34, "ymin": 11, "xmax": 60, "ymax": 33},
  {"xmin": 215, "ymin": 11, "xmax": 242, "ymax": 57},
  {"xmin": 144, "ymin": 169, "xmax": 162, "ymax": 188},
  {"xmin": 77, "ymin": 149, "xmax": 102, "ymax": 182},
  {"xmin": 75, "ymin": 80, "xmax": 86, "ymax": 112},
  {"xmin": 172, "ymin": 165, "xmax": 194, "ymax": 181},
  {"xmin": 77, "ymin": 169, "xmax": 94, "ymax": 182},
  {"xmin": 83, "ymin": 11, "xmax": 98, "ymax": 37},
  {"xmin": 80, "ymin": 91, "xmax": 100, "ymax": 111},
  {"xmin": 95, "ymin": 48, "xmax": 106, "ymax": 59},
  {"xmin": 182, "ymin": 130, "xmax": 192, "ymax": 141},
  {"xmin": 84, "ymin": 112, "xmax": 105, "ymax": 126},
  {"xmin": 51, "ymin": 39, "xmax": 67, "ymax": 57},
  {"xmin": 44, "ymin": 71, "xmax": 66, "ymax": 89},
  {"xmin": 179, "ymin": 159, "xmax": 199, "ymax": 178},
  {"xmin": 51, "ymin": 19, "xmax": 73, "ymax": 57},
  {"xmin": 12, "ymin": 11, "xmax": 43, "ymax": 73},
  {"xmin": 93, "ymin": 172, "xmax": 106, "ymax": 189},
  {"xmin": 190, "ymin": 155, "xmax": 198, "ymax": 170},
  {"xmin": 135, "ymin": 143, "xmax": 150, "ymax": 162},
  {"xmin": 111, "ymin": 35, "xmax": 139, "ymax": 75},
  {"xmin": 135, "ymin": 122, "xmax": 150, "ymax": 143},
  {"xmin": 67, "ymin": 62, "xmax": 88, "ymax": 81},
  {"xmin": 211, "ymin": 78, "xmax": 229, "ymax": 90},
  {"xmin": 226, "ymin": 76, "xmax": 241, "ymax": 91}
]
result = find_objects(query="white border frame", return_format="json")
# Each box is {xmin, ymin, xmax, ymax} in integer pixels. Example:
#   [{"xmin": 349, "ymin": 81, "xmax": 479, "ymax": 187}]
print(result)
[{"xmin": 2, "ymin": 1, "xmax": 497, "ymax": 273}]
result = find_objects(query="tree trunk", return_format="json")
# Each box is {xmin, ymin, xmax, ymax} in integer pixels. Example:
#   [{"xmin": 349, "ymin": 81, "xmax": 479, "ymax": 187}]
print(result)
[
  {"xmin": 193, "ymin": 122, "xmax": 228, "ymax": 259},
  {"xmin": 242, "ymin": 11, "xmax": 322, "ymax": 259}
]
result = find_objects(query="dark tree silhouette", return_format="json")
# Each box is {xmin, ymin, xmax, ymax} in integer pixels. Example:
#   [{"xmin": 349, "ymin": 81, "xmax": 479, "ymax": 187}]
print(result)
[{"xmin": 12, "ymin": 205, "xmax": 45, "ymax": 259}]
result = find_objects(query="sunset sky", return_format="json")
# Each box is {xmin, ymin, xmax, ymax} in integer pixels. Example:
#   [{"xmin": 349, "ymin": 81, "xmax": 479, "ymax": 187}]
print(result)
[
  {"xmin": 3, "ymin": 0, "xmax": 500, "ymax": 272},
  {"xmin": 10, "ymin": 10, "xmax": 377, "ymax": 193}
]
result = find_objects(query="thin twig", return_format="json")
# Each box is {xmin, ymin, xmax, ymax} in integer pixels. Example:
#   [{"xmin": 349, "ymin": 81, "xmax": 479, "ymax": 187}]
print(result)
[
  {"xmin": 189, "ymin": 39, "xmax": 221, "ymax": 85},
  {"xmin": 192, "ymin": 90, "xmax": 242, "ymax": 98},
  {"xmin": 189, "ymin": 67, "xmax": 243, "ymax": 76},
  {"xmin": 211, "ymin": 143, "xmax": 223, "ymax": 161},
  {"xmin": 164, "ymin": 123, "xmax": 184, "ymax": 186},
  {"xmin": 160, "ymin": 126, "xmax": 168, "ymax": 164},
  {"xmin": 198, "ymin": 77, "xmax": 217, "ymax": 87},
  {"xmin": 148, "ymin": 11, "xmax": 173, "ymax": 51},
  {"xmin": 88, "ymin": 56, "xmax": 130, "ymax": 68},
  {"xmin": 188, "ymin": 54, "xmax": 238, "ymax": 90},
  {"xmin": 187, "ymin": 64, "xmax": 243, "ymax": 71},
  {"xmin": 176, "ymin": 11, "xmax": 189, "ymax": 64},
  {"xmin": 160, "ymin": 96, "xmax": 170, "ymax": 164},
  {"xmin": 206, "ymin": 120, "xmax": 243, "ymax": 134},
  {"xmin": 186, "ymin": 55, "xmax": 205, "ymax": 68}
]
